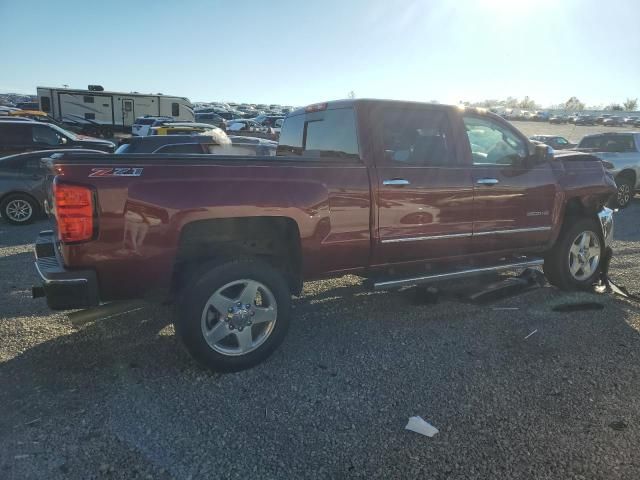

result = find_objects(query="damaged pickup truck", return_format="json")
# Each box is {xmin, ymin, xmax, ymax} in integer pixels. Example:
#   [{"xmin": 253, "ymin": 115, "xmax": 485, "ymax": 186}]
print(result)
[{"xmin": 33, "ymin": 100, "xmax": 616, "ymax": 371}]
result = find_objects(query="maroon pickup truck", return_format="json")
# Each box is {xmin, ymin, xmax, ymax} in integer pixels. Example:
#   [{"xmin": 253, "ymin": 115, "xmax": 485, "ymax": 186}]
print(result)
[{"xmin": 33, "ymin": 100, "xmax": 616, "ymax": 371}]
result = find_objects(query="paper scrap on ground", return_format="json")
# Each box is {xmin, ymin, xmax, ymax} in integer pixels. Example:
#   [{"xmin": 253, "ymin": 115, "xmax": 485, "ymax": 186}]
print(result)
[
  {"xmin": 524, "ymin": 329, "xmax": 538, "ymax": 339},
  {"xmin": 405, "ymin": 416, "xmax": 439, "ymax": 437}
]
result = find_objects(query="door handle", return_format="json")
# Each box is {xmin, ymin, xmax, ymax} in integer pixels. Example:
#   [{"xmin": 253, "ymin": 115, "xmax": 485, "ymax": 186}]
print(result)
[
  {"xmin": 383, "ymin": 179, "xmax": 410, "ymax": 186},
  {"xmin": 476, "ymin": 178, "xmax": 499, "ymax": 185}
]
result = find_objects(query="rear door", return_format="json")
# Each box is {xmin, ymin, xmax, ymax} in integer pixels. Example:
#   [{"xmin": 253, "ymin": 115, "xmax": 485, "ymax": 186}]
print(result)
[
  {"xmin": 460, "ymin": 113, "xmax": 557, "ymax": 253},
  {"xmin": 0, "ymin": 124, "xmax": 35, "ymax": 156},
  {"xmin": 373, "ymin": 106, "xmax": 474, "ymax": 264},
  {"xmin": 122, "ymin": 98, "xmax": 135, "ymax": 127}
]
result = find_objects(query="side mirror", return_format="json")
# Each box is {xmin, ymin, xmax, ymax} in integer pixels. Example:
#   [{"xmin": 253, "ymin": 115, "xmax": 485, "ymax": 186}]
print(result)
[{"xmin": 534, "ymin": 143, "xmax": 553, "ymax": 163}]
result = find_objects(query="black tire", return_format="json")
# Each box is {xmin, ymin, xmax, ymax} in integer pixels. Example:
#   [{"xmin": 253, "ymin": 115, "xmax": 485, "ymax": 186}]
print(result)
[
  {"xmin": 609, "ymin": 176, "xmax": 634, "ymax": 209},
  {"xmin": 543, "ymin": 217, "xmax": 604, "ymax": 291},
  {"xmin": 174, "ymin": 258, "xmax": 291, "ymax": 372},
  {"xmin": 0, "ymin": 193, "xmax": 38, "ymax": 225}
]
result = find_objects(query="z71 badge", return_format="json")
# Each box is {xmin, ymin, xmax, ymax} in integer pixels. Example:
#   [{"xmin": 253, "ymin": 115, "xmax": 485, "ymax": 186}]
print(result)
[{"xmin": 89, "ymin": 167, "xmax": 144, "ymax": 177}]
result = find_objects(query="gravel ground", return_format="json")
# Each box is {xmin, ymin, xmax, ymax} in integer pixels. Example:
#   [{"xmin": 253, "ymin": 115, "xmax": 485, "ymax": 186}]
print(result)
[{"xmin": 1, "ymin": 201, "xmax": 640, "ymax": 480}]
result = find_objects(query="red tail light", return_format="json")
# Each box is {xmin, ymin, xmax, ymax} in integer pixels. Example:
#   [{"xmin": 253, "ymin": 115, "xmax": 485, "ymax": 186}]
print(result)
[{"xmin": 53, "ymin": 180, "xmax": 95, "ymax": 243}]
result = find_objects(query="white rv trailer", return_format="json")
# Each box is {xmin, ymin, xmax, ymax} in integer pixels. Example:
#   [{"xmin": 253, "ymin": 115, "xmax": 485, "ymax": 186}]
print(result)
[{"xmin": 36, "ymin": 86, "xmax": 194, "ymax": 132}]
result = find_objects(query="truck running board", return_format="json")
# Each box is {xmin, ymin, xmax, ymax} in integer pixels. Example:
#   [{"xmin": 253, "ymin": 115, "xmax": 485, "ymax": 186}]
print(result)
[{"xmin": 368, "ymin": 258, "xmax": 544, "ymax": 291}]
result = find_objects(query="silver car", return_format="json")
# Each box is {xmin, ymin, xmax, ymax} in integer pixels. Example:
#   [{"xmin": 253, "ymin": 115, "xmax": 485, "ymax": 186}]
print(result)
[
  {"xmin": 577, "ymin": 132, "xmax": 640, "ymax": 208},
  {"xmin": 0, "ymin": 149, "xmax": 106, "ymax": 225}
]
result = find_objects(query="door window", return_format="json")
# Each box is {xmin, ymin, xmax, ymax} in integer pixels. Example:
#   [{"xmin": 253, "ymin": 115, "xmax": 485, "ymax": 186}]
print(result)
[
  {"xmin": 382, "ymin": 109, "xmax": 453, "ymax": 165},
  {"xmin": 172, "ymin": 102, "xmax": 180, "ymax": 116},
  {"xmin": 32, "ymin": 125, "xmax": 63, "ymax": 146},
  {"xmin": 463, "ymin": 116, "xmax": 527, "ymax": 166},
  {"xmin": 124, "ymin": 101, "xmax": 133, "ymax": 112},
  {"xmin": 41, "ymin": 96, "xmax": 51, "ymax": 112}
]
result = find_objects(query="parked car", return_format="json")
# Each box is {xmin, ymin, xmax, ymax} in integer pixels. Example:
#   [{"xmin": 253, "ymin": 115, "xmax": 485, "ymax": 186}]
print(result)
[
  {"xmin": 132, "ymin": 116, "xmax": 173, "ymax": 136},
  {"xmin": 0, "ymin": 149, "xmax": 106, "ymax": 224},
  {"xmin": 254, "ymin": 114, "xmax": 285, "ymax": 128},
  {"xmin": 623, "ymin": 116, "xmax": 638, "ymax": 125},
  {"xmin": 596, "ymin": 114, "xmax": 612, "ymax": 125},
  {"xmin": 148, "ymin": 122, "xmax": 219, "ymax": 135},
  {"xmin": 549, "ymin": 115, "xmax": 569, "ymax": 124},
  {"xmin": 33, "ymin": 99, "xmax": 615, "ymax": 372},
  {"xmin": 603, "ymin": 116, "xmax": 624, "ymax": 127},
  {"xmin": 575, "ymin": 115, "xmax": 596, "ymax": 126},
  {"xmin": 226, "ymin": 119, "xmax": 266, "ymax": 132},
  {"xmin": 576, "ymin": 132, "xmax": 640, "ymax": 208},
  {"xmin": 115, "ymin": 130, "xmax": 225, "ymax": 152},
  {"xmin": 195, "ymin": 112, "xmax": 227, "ymax": 129},
  {"xmin": 228, "ymin": 136, "xmax": 278, "ymax": 156},
  {"xmin": 0, "ymin": 121, "xmax": 116, "ymax": 156},
  {"xmin": 532, "ymin": 111, "xmax": 549, "ymax": 121},
  {"xmin": 529, "ymin": 135, "xmax": 576, "ymax": 150}
]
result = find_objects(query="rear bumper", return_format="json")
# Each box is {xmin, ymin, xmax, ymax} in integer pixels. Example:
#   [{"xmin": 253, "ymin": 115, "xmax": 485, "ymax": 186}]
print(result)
[
  {"xmin": 33, "ymin": 231, "xmax": 99, "ymax": 310},
  {"xmin": 598, "ymin": 207, "xmax": 614, "ymax": 247}
]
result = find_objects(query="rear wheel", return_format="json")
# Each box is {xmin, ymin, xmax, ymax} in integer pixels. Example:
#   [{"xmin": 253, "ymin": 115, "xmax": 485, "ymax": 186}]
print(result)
[
  {"xmin": 174, "ymin": 258, "xmax": 291, "ymax": 372},
  {"xmin": 544, "ymin": 218, "xmax": 603, "ymax": 290},
  {"xmin": 0, "ymin": 194, "xmax": 38, "ymax": 225}
]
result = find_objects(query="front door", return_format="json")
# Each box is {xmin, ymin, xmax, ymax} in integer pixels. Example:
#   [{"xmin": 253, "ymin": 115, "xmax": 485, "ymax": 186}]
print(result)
[
  {"xmin": 461, "ymin": 114, "xmax": 557, "ymax": 253},
  {"xmin": 374, "ymin": 106, "xmax": 474, "ymax": 265},
  {"xmin": 122, "ymin": 99, "xmax": 134, "ymax": 127}
]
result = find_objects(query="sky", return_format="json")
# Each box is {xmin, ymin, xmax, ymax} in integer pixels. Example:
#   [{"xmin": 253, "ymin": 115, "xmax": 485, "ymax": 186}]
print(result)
[{"xmin": 2, "ymin": 0, "xmax": 639, "ymax": 107}]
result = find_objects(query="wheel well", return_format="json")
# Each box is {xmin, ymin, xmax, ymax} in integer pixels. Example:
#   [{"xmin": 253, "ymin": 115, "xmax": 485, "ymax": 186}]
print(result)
[
  {"xmin": 0, "ymin": 191, "xmax": 42, "ymax": 214},
  {"xmin": 616, "ymin": 169, "xmax": 636, "ymax": 188},
  {"xmin": 172, "ymin": 216, "xmax": 302, "ymax": 295}
]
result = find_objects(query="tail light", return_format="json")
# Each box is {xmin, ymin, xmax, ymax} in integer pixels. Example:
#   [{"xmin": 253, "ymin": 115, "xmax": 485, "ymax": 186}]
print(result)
[{"xmin": 53, "ymin": 179, "xmax": 96, "ymax": 243}]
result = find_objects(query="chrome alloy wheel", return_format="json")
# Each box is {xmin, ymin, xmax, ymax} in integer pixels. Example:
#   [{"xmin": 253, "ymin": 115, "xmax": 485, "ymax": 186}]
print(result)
[
  {"xmin": 200, "ymin": 279, "xmax": 277, "ymax": 356},
  {"xmin": 617, "ymin": 183, "xmax": 631, "ymax": 207},
  {"xmin": 5, "ymin": 199, "xmax": 33, "ymax": 222},
  {"xmin": 568, "ymin": 230, "xmax": 601, "ymax": 281}
]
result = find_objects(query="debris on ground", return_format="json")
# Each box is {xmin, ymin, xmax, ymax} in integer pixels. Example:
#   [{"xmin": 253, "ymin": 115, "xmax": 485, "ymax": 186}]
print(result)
[
  {"xmin": 524, "ymin": 329, "xmax": 538, "ymax": 339},
  {"xmin": 552, "ymin": 303, "xmax": 604, "ymax": 313},
  {"xmin": 405, "ymin": 416, "xmax": 439, "ymax": 437},
  {"xmin": 608, "ymin": 420, "xmax": 628, "ymax": 431},
  {"xmin": 465, "ymin": 268, "xmax": 546, "ymax": 304}
]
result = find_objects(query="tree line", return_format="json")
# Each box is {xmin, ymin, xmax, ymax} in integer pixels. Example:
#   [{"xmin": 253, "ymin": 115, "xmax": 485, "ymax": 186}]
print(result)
[{"xmin": 463, "ymin": 96, "xmax": 638, "ymax": 111}]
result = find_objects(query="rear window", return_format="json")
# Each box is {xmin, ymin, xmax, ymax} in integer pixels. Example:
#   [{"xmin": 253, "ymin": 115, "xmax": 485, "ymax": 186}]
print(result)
[
  {"xmin": 277, "ymin": 108, "xmax": 360, "ymax": 159},
  {"xmin": 579, "ymin": 134, "xmax": 636, "ymax": 152},
  {"xmin": 0, "ymin": 124, "xmax": 32, "ymax": 143}
]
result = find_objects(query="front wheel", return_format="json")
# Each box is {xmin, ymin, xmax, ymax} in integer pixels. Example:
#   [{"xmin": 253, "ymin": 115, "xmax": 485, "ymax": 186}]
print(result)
[
  {"xmin": 544, "ymin": 218, "xmax": 604, "ymax": 291},
  {"xmin": 174, "ymin": 258, "xmax": 291, "ymax": 372},
  {"xmin": 609, "ymin": 177, "xmax": 634, "ymax": 209}
]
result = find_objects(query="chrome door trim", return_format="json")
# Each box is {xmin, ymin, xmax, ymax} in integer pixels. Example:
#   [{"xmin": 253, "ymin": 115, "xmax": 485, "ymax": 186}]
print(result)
[
  {"xmin": 380, "ymin": 232, "xmax": 472, "ymax": 244},
  {"xmin": 473, "ymin": 226, "xmax": 551, "ymax": 236},
  {"xmin": 380, "ymin": 226, "xmax": 551, "ymax": 244},
  {"xmin": 476, "ymin": 178, "xmax": 499, "ymax": 185},
  {"xmin": 382, "ymin": 179, "xmax": 410, "ymax": 186}
]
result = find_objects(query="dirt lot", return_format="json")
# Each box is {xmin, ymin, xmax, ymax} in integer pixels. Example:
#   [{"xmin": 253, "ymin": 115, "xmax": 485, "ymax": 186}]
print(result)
[{"xmin": 1, "ymin": 171, "xmax": 640, "ymax": 479}]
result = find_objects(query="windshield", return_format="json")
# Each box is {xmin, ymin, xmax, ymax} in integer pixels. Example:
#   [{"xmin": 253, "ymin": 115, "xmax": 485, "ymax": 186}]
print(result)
[{"xmin": 47, "ymin": 122, "xmax": 78, "ymax": 140}]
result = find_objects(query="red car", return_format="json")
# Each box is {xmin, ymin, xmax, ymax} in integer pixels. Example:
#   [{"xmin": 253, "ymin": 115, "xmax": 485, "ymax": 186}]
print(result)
[{"xmin": 33, "ymin": 99, "xmax": 616, "ymax": 371}]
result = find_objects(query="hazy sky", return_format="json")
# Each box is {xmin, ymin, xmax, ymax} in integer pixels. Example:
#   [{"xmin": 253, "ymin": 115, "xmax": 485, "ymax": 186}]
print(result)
[{"xmin": 2, "ymin": 0, "xmax": 639, "ymax": 107}]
